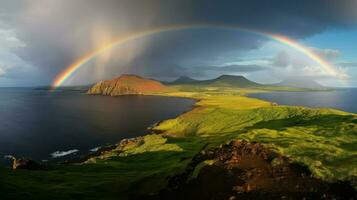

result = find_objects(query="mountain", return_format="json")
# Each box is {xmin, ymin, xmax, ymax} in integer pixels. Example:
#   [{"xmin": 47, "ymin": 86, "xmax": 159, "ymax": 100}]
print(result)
[
  {"xmin": 170, "ymin": 76, "xmax": 199, "ymax": 84},
  {"xmin": 275, "ymin": 77, "xmax": 326, "ymax": 89},
  {"xmin": 170, "ymin": 75, "xmax": 262, "ymax": 88},
  {"xmin": 87, "ymin": 74, "xmax": 170, "ymax": 96},
  {"xmin": 206, "ymin": 75, "xmax": 262, "ymax": 87}
]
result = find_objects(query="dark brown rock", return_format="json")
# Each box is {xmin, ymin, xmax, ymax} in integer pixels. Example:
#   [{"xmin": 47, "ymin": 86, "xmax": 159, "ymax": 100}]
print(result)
[
  {"xmin": 11, "ymin": 157, "xmax": 42, "ymax": 170},
  {"xmin": 143, "ymin": 140, "xmax": 356, "ymax": 200}
]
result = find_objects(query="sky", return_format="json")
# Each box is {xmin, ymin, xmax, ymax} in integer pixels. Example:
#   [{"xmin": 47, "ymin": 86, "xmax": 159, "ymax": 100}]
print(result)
[{"xmin": 0, "ymin": 0, "xmax": 357, "ymax": 87}]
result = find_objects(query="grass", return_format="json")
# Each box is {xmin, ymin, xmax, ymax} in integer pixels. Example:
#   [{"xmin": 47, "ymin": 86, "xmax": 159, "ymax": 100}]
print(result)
[
  {"xmin": 0, "ymin": 135, "xmax": 207, "ymax": 200},
  {"xmin": 1, "ymin": 85, "xmax": 356, "ymax": 199},
  {"xmin": 155, "ymin": 89, "xmax": 357, "ymax": 180}
]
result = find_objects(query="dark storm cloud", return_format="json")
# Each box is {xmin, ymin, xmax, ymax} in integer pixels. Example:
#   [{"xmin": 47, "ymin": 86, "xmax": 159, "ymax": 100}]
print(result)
[
  {"xmin": 195, "ymin": 64, "xmax": 267, "ymax": 73},
  {"xmin": 0, "ymin": 0, "xmax": 356, "ymax": 85},
  {"xmin": 127, "ymin": 29, "xmax": 266, "ymax": 66},
  {"xmin": 122, "ymin": 63, "xmax": 192, "ymax": 79},
  {"xmin": 187, "ymin": 0, "xmax": 357, "ymax": 37}
]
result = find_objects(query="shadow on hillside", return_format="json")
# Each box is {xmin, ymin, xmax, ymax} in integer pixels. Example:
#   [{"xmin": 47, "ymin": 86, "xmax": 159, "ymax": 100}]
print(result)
[
  {"xmin": 0, "ymin": 149, "xmax": 198, "ymax": 200},
  {"xmin": 245, "ymin": 114, "xmax": 357, "ymax": 132}
]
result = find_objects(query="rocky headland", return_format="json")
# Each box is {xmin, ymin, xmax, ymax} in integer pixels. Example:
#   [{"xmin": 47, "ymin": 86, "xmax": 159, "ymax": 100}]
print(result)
[{"xmin": 87, "ymin": 74, "xmax": 170, "ymax": 96}]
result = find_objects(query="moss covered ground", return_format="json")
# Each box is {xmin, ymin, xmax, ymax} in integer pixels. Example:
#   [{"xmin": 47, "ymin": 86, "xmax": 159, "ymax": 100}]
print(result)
[{"xmin": 1, "ymin": 85, "xmax": 356, "ymax": 199}]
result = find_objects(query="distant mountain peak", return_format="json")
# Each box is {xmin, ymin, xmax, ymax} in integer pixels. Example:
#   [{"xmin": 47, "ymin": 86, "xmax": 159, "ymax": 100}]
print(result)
[
  {"xmin": 212, "ymin": 74, "xmax": 261, "ymax": 87},
  {"xmin": 218, "ymin": 74, "xmax": 244, "ymax": 78},
  {"xmin": 169, "ymin": 74, "xmax": 261, "ymax": 87},
  {"xmin": 277, "ymin": 77, "xmax": 326, "ymax": 89},
  {"xmin": 216, "ymin": 74, "xmax": 247, "ymax": 80},
  {"xmin": 177, "ymin": 75, "xmax": 195, "ymax": 81},
  {"xmin": 171, "ymin": 76, "xmax": 198, "ymax": 84}
]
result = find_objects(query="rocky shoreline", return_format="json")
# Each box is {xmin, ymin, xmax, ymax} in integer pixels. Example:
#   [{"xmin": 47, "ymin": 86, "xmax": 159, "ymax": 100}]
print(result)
[{"xmin": 6, "ymin": 138, "xmax": 356, "ymax": 199}]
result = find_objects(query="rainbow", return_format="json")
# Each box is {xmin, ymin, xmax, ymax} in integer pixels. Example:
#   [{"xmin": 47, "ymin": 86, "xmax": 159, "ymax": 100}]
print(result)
[
  {"xmin": 271, "ymin": 34, "xmax": 345, "ymax": 79},
  {"xmin": 52, "ymin": 24, "xmax": 345, "ymax": 88}
]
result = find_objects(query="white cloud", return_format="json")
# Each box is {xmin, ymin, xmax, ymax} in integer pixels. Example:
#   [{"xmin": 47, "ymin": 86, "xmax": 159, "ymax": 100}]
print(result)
[
  {"xmin": 272, "ymin": 47, "xmax": 342, "ymax": 70},
  {"xmin": 50, "ymin": 149, "xmax": 79, "ymax": 158},
  {"xmin": 0, "ymin": 65, "xmax": 11, "ymax": 76},
  {"xmin": 0, "ymin": 28, "xmax": 31, "ymax": 79},
  {"xmin": 0, "ymin": 66, "xmax": 5, "ymax": 75},
  {"xmin": 242, "ymin": 41, "xmax": 349, "ymax": 86},
  {"xmin": 310, "ymin": 47, "xmax": 341, "ymax": 61},
  {"xmin": 0, "ymin": 29, "xmax": 25, "ymax": 50},
  {"xmin": 338, "ymin": 61, "xmax": 357, "ymax": 68},
  {"xmin": 269, "ymin": 44, "xmax": 348, "ymax": 79}
]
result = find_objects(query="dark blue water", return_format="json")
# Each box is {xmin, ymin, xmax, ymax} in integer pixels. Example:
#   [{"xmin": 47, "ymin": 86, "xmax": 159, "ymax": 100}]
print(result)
[
  {"xmin": 0, "ymin": 88, "xmax": 195, "ymax": 164},
  {"xmin": 250, "ymin": 88, "xmax": 357, "ymax": 114}
]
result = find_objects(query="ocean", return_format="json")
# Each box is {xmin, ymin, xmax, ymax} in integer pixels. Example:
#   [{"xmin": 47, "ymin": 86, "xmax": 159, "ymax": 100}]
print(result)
[
  {"xmin": 250, "ymin": 88, "xmax": 357, "ymax": 114},
  {"xmin": 0, "ymin": 88, "xmax": 195, "ymax": 164}
]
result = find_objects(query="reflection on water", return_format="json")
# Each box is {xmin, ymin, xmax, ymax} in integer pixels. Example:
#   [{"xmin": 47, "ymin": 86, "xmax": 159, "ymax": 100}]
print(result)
[
  {"xmin": 250, "ymin": 88, "xmax": 357, "ymax": 113},
  {"xmin": 0, "ymin": 88, "xmax": 195, "ymax": 164}
]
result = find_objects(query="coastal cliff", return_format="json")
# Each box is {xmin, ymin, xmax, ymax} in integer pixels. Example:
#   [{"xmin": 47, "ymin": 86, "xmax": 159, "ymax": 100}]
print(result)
[{"xmin": 87, "ymin": 74, "xmax": 169, "ymax": 96}]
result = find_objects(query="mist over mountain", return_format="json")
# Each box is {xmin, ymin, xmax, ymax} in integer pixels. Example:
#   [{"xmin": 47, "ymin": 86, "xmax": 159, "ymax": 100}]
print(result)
[
  {"xmin": 170, "ymin": 76, "xmax": 199, "ymax": 85},
  {"xmin": 208, "ymin": 75, "xmax": 262, "ymax": 87},
  {"xmin": 169, "ymin": 74, "xmax": 262, "ymax": 88},
  {"xmin": 275, "ymin": 77, "xmax": 327, "ymax": 89}
]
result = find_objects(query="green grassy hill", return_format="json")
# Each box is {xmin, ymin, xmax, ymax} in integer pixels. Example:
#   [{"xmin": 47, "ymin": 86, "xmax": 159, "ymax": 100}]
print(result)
[{"xmin": 154, "ymin": 94, "xmax": 357, "ymax": 181}]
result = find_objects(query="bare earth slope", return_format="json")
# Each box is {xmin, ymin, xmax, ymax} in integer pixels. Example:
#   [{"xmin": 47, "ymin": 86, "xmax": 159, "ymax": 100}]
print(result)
[
  {"xmin": 145, "ymin": 140, "xmax": 355, "ymax": 200},
  {"xmin": 88, "ymin": 74, "xmax": 170, "ymax": 96}
]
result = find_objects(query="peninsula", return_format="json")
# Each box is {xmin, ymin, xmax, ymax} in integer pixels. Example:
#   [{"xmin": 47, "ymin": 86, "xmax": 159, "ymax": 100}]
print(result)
[{"xmin": 1, "ymin": 74, "xmax": 356, "ymax": 199}]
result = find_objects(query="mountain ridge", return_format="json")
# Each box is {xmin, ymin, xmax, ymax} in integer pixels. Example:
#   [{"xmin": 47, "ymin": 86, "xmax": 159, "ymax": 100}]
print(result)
[
  {"xmin": 169, "ymin": 76, "xmax": 199, "ymax": 84},
  {"xmin": 169, "ymin": 74, "xmax": 262, "ymax": 88}
]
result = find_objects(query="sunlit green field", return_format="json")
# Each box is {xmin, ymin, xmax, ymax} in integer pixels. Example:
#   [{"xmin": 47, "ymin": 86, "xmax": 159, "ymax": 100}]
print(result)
[{"xmin": 1, "ymin": 86, "xmax": 356, "ymax": 199}]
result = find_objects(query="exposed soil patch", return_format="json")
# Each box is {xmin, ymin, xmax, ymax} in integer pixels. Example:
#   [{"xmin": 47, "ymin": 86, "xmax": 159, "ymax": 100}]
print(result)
[
  {"xmin": 87, "ymin": 74, "xmax": 170, "ymax": 96},
  {"xmin": 144, "ymin": 140, "xmax": 356, "ymax": 200}
]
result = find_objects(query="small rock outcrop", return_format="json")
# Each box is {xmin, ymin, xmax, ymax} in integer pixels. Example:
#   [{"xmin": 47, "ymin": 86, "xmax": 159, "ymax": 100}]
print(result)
[
  {"xmin": 87, "ymin": 74, "xmax": 170, "ymax": 96},
  {"xmin": 7, "ymin": 156, "xmax": 42, "ymax": 170},
  {"xmin": 144, "ymin": 140, "xmax": 356, "ymax": 200}
]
